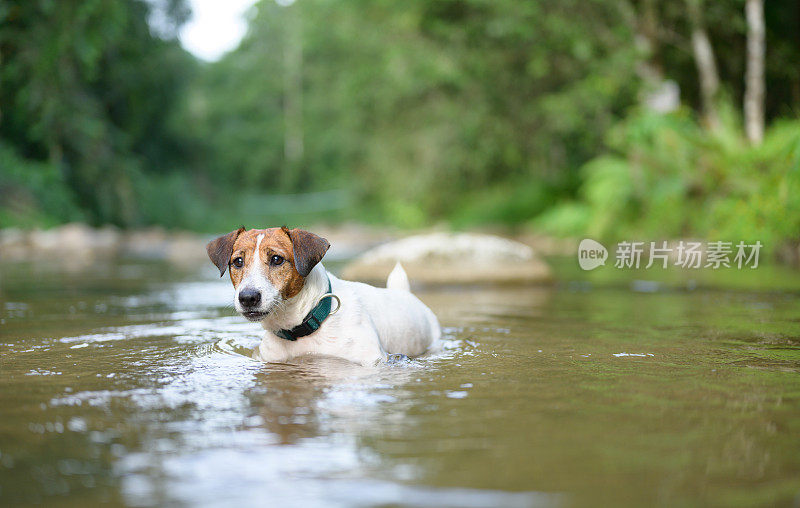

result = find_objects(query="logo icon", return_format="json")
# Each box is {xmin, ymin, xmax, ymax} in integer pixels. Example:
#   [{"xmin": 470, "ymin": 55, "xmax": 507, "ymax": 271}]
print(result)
[{"xmin": 578, "ymin": 238, "xmax": 608, "ymax": 270}]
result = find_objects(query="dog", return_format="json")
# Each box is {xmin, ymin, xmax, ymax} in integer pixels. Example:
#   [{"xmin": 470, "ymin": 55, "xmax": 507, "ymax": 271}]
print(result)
[{"xmin": 206, "ymin": 227, "xmax": 440, "ymax": 366}]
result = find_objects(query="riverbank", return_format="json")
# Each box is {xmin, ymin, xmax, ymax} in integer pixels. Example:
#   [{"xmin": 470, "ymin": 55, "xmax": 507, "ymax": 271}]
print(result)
[{"xmin": 0, "ymin": 223, "xmax": 577, "ymax": 265}]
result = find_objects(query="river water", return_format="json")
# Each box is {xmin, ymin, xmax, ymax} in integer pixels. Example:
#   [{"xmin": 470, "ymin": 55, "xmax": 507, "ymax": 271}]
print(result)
[{"xmin": 1, "ymin": 257, "xmax": 799, "ymax": 507}]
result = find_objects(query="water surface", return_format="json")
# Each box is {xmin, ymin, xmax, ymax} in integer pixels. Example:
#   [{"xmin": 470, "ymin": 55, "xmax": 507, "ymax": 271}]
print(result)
[{"xmin": 1, "ymin": 258, "xmax": 800, "ymax": 507}]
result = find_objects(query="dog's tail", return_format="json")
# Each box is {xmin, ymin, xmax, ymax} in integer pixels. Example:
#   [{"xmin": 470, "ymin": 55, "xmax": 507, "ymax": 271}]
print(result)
[{"xmin": 386, "ymin": 262, "xmax": 411, "ymax": 292}]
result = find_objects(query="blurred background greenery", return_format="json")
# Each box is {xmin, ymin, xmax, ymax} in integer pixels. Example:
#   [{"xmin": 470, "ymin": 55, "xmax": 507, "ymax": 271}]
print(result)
[{"xmin": 1, "ymin": 0, "xmax": 798, "ymax": 255}]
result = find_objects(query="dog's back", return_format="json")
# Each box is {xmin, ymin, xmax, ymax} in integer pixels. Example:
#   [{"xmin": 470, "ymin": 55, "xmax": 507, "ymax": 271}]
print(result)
[{"xmin": 333, "ymin": 264, "xmax": 439, "ymax": 357}]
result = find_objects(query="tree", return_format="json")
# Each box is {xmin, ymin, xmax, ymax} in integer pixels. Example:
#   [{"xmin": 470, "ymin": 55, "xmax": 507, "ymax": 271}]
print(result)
[
  {"xmin": 686, "ymin": 0, "xmax": 720, "ymax": 129},
  {"xmin": 744, "ymin": 0, "xmax": 765, "ymax": 144},
  {"xmin": 282, "ymin": 2, "xmax": 304, "ymax": 188},
  {"xmin": 0, "ymin": 0, "xmax": 195, "ymax": 225}
]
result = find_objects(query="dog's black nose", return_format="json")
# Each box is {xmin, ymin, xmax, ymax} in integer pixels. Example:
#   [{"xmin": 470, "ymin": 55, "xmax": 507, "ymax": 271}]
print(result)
[{"xmin": 238, "ymin": 288, "xmax": 261, "ymax": 308}]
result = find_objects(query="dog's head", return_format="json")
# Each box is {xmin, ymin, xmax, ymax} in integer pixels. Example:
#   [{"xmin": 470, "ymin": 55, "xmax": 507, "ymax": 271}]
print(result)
[{"xmin": 206, "ymin": 227, "xmax": 330, "ymax": 321}]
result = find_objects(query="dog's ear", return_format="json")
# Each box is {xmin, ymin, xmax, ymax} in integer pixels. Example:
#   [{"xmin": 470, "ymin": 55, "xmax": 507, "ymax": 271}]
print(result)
[
  {"xmin": 206, "ymin": 227, "xmax": 245, "ymax": 277},
  {"xmin": 284, "ymin": 227, "xmax": 330, "ymax": 277}
]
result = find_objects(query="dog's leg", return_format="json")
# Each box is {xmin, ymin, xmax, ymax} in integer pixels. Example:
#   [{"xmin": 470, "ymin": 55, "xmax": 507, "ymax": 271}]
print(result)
[
  {"xmin": 337, "ymin": 328, "xmax": 387, "ymax": 367},
  {"xmin": 253, "ymin": 335, "xmax": 291, "ymax": 363}
]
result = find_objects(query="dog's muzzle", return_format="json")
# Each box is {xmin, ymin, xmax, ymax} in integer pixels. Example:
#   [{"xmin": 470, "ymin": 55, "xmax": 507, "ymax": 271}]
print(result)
[{"xmin": 238, "ymin": 287, "xmax": 270, "ymax": 321}]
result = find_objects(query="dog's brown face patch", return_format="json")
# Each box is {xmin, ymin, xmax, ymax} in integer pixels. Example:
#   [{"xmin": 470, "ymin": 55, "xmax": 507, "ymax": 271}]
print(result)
[{"xmin": 229, "ymin": 228, "xmax": 305, "ymax": 299}]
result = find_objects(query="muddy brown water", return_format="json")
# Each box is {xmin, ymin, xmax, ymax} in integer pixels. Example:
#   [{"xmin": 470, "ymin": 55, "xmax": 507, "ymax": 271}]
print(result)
[{"xmin": 1, "ymin": 258, "xmax": 800, "ymax": 507}]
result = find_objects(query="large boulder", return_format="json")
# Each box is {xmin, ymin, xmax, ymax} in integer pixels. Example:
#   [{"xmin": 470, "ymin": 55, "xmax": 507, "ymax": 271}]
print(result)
[
  {"xmin": 122, "ymin": 228, "xmax": 207, "ymax": 263},
  {"xmin": 341, "ymin": 232, "xmax": 552, "ymax": 285},
  {"xmin": 25, "ymin": 223, "xmax": 121, "ymax": 259}
]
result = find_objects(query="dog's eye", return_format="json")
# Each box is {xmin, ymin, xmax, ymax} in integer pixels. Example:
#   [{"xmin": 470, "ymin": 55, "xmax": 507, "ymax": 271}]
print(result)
[
  {"xmin": 270, "ymin": 255, "xmax": 284, "ymax": 266},
  {"xmin": 231, "ymin": 257, "xmax": 244, "ymax": 268}
]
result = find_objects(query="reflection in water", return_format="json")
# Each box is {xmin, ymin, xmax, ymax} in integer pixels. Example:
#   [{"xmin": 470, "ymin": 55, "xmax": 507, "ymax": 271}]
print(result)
[{"xmin": 1, "ymin": 259, "xmax": 800, "ymax": 506}]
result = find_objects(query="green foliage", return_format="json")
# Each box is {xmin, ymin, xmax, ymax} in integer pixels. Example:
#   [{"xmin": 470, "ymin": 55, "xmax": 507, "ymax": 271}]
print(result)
[
  {"xmin": 0, "ymin": 143, "xmax": 84, "ymax": 228},
  {"xmin": 131, "ymin": 171, "xmax": 211, "ymax": 230},
  {"xmin": 0, "ymin": 0, "xmax": 197, "ymax": 226},
  {"xmin": 188, "ymin": 0, "xmax": 640, "ymax": 222},
  {"xmin": 2, "ymin": 0, "xmax": 800, "ymax": 260},
  {"xmin": 537, "ymin": 107, "xmax": 800, "ymax": 252},
  {"xmin": 449, "ymin": 180, "xmax": 557, "ymax": 228}
]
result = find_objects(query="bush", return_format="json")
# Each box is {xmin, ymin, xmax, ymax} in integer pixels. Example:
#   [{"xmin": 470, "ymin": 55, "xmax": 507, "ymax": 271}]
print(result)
[
  {"xmin": 0, "ymin": 143, "xmax": 84, "ymax": 227},
  {"xmin": 449, "ymin": 179, "xmax": 557, "ymax": 228},
  {"xmin": 535, "ymin": 108, "xmax": 800, "ymax": 254}
]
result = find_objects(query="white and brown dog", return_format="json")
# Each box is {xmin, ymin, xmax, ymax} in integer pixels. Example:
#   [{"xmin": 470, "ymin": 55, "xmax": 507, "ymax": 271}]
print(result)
[{"xmin": 207, "ymin": 227, "xmax": 440, "ymax": 366}]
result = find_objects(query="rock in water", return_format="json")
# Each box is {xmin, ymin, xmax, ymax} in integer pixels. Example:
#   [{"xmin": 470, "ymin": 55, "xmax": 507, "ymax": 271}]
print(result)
[{"xmin": 341, "ymin": 232, "xmax": 552, "ymax": 285}]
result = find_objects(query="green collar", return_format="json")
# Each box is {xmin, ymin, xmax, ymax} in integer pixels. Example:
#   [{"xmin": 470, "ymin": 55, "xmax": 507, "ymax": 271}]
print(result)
[{"xmin": 275, "ymin": 276, "xmax": 339, "ymax": 341}]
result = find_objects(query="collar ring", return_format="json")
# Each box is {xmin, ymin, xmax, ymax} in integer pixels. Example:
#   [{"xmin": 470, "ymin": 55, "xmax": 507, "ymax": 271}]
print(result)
[{"xmin": 318, "ymin": 293, "xmax": 341, "ymax": 315}]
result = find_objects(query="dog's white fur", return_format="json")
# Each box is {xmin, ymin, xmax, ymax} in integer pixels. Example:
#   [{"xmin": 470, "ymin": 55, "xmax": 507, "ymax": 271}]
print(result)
[{"xmin": 250, "ymin": 261, "xmax": 440, "ymax": 367}]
